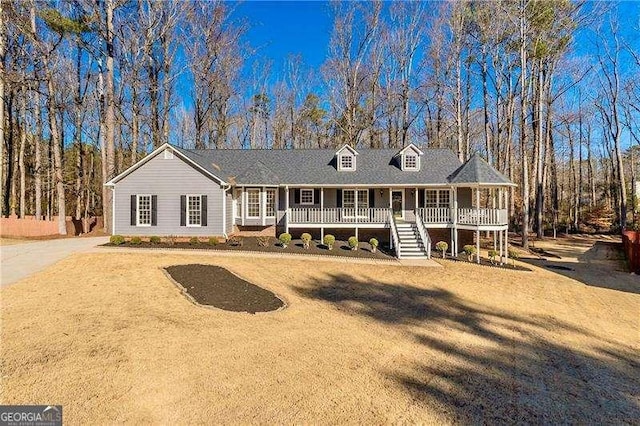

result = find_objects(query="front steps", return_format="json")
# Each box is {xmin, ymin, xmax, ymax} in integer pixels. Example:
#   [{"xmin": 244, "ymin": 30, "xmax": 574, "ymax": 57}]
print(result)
[{"xmin": 395, "ymin": 222, "xmax": 430, "ymax": 259}]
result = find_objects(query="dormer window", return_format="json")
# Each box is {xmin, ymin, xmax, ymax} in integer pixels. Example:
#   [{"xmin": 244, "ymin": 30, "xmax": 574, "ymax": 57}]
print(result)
[
  {"xmin": 396, "ymin": 143, "xmax": 424, "ymax": 171},
  {"xmin": 335, "ymin": 144, "xmax": 359, "ymax": 171},
  {"xmin": 404, "ymin": 154, "xmax": 418, "ymax": 170},
  {"xmin": 340, "ymin": 154, "xmax": 354, "ymax": 170}
]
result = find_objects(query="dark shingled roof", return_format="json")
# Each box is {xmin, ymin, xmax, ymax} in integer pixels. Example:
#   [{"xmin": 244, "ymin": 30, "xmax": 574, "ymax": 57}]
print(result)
[
  {"xmin": 172, "ymin": 145, "xmax": 514, "ymax": 187},
  {"xmin": 447, "ymin": 153, "xmax": 515, "ymax": 186}
]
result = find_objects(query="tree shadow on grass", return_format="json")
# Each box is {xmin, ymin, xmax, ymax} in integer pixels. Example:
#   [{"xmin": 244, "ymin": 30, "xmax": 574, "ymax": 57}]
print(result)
[
  {"xmin": 521, "ymin": 241, "xmax": 639, "ymax": 295},
  {"xmin": 293, "ymin": 273, "xmax": 640, "ymax": 423}
]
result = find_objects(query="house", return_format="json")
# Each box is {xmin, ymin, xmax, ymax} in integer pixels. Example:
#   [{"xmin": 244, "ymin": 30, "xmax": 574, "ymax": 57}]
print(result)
[{"xmin": 105, "ymin": 143, "xmax": 516, "ymax": 260}]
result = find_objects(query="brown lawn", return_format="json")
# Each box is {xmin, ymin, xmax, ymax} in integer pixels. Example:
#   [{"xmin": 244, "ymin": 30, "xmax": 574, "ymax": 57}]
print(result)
[{"xmin": 1, "ymin": 237, "xmax": 638, "ymax": 424}]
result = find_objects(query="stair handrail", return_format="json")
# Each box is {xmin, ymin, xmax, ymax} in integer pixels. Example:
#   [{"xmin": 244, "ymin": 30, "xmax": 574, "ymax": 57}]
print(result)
[
  {"xmin": 414, "ymin": 209, "xmax": 432, "ymax": 259},
  {"xmin": 388, "ymin": 210, "xmax": 400, "ymax": 258}
]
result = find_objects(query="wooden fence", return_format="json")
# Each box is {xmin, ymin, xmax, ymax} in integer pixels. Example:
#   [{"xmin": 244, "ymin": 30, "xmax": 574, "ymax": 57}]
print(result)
[{"xmin": 621, "ymin": 230, "xmax": 640, "ymax": 274}]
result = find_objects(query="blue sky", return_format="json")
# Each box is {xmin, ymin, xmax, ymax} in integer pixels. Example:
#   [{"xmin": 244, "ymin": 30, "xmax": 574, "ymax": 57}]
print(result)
[{"xmin": 235, "ymin": 1, "xmax": 333, "ymax": 76}]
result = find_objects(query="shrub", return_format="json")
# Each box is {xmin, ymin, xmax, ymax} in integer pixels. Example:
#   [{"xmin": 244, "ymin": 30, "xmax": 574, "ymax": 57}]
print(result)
[
  {"xmin": 228, "ymin": 236, "xmax": 243, "ymax": 247},
  {"xmin": 110, "ymin": 235, "xmax": 125, "ymax": 245},
  {"xmin": 323, "ymin": 234, "xmax": 336, "ymax": 250},
  {"xmin": 435, "ymin": 241, "xmax": 448, "ymax": 258},
  {"xmin": 189, "ymin": 237, "xmax": 200, "ymax": 245},
  {"xmin": 130, "ymin": 236, "xmax": 142, "ymax": 245},
  {"xmin": 369, "ymin": 238, "xmax": 379, "ymax": 253},
  {"xmin": 257, "ymin": 236, "xmax": 271, "ymax": 247},
  {"xmin": 488, "ymin": 249, "xmax": 498, "ymax": 265},
  {"xmin": 348, "ymin": 236, "xmax": 359, "ymax": 250},
  {"xmin": 463, "ymin": 244, "xmax": 477, "ymax": 262},
  {"xmin": 149, "ymin": 236, "xmax": 161, "ymax": 244},
  {"xmin": 165, "ymin": 235, "xmax": 177, "ymax": 246},
  {"xmin": 208, "ymin": 237, "xmax": 219, "ymax": 246},
  {"xmin": 301, "ymin": 232, "xmax": 312, "ymax": 249},
  {"xmin": 279, "ymin": 233, "xmax": 292, "ymax": 248},
  {"xmin": 508, "ymin": 247, "xmax": 520, "ymax": 268}
]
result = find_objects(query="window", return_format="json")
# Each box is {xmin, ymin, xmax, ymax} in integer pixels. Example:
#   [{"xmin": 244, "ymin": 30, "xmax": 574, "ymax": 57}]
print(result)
[
  {"xmin": 300, "ymin": 189, "xmax": 314, "ymax": 205},
  {"xmin": 187, "ymin": 195, "xmax": 202, "ymax": 226},
  {"xmin": 247, "ymin": 189, "xmax": 260, "ymax": 218},
  {"xmin": 266, "ymin": 189, "xmax": 276, "ymax": 216},
  {"xmin": 137, "ymin": 195, "xmax": 151, "ymax": 226},
  {"xmin": 438, "ymin": 190, "xmax": 450, "ymax": 208},
  {"xmin": 425, "ymin": 190, "xmax": 438, "ymax": 208},
  {"xmin": 340, "ymin": 155, "xmax": 354, "ymax": 170},
  {"xmin": 343, "ymin": 190, "xmax": 355, "ymax": 209},
  {"xmin": 404, "ymin": 154, "xmax": 418, "ymax": 170},
  {"xmin": 343, "ymin": 189, "xmax": 368, "ymax": 216},
  {"xmin": 425, "ymin": 190, "xmax": 450, "ymax": 208}
]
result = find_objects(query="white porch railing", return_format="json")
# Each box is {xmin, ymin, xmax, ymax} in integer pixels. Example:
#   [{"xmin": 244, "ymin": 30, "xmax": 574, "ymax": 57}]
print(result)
[
  {"xmin": 417, "ymin": 207, "xmax": 451, "ymax": 224},
  {"xmin": 414, "ymin": 209, "xmax": 432, "ymax": 259},
  {"xmin": 457, "ymin": 208, "xmax": 508, "ymax": 226},
  {"xmin": 288, "ymin": 207, "xmax": 390, "ymax": 224},
  {"xmin": 417, "ymin": 207, "xmax": 508, "ymax": 226}
]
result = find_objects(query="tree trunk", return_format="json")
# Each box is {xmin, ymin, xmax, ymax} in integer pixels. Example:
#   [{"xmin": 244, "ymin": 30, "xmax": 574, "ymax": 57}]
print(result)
[
  {"xmin": 103, "ymin": 0, "xmax": 116, "ymax": 234},
  {"xmin": 519, "ymin": 2, "xmax": 530, "ymax": 249},
  {"xmin": 45, "ymin": 70, "xmax": 66, "ymax": 234},
  {"xmin": 19, "ymin": 85, "xmax": 27, "ymax": 218}
]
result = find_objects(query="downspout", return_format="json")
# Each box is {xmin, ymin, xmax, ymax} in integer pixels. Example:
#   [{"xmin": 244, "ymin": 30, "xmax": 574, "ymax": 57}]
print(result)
[{"xmin": 222, "ymin": 184, "xmax": 231, "ymax": 238}]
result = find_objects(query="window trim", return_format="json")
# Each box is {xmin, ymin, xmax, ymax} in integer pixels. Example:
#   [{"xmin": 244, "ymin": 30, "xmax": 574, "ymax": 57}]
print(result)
[
  {"xmin": 339, "ymin": 154, "xmax": 355, "ymax": 171},
  {"xmin": 136, "ymin": 194, "xmax": 152, "ymax": 227},
  {"xmin": 246, "ymin": 188, "xmax": 261, "ymax": 219},
  {"xmin": 265, "ymin": 188, "xmax": 276, "ymax": 217},
  {"xmin": 342, "ymin": 189, "xmax": 369, "ymax": 218},
  {"xmin": 403, "ymin": 153, "xmax": 419, "ymax": 170},
  {"xmin": 300, "ymin": 188, "xmax": 315, "ymax": 205},
  {"xmin": 186, "ymin": 194, "xmax": 202, "ymax": 227}
]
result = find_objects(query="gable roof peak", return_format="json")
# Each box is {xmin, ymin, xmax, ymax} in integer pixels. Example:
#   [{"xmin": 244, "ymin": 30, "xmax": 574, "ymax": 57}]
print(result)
[
  {"xmin": 395, "ymin": 143, "xmax": 424, "ymax": 157},
  {"xmin": 335, "ymin": 144, "xmax": 359, "ymax": 156}
]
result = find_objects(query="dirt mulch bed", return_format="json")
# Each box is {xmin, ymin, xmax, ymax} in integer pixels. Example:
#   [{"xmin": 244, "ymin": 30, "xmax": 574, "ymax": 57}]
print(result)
[
  {"xmin": 104, "ymin": 237, "xmax": 394, "ymax": 260},
  {"xmin": 434, "ymin": 253, "xmax": 532, "ymax": 271},
  {"xmin": 165, "ymin": 264, "xmax": 284, "ymax": 314}
]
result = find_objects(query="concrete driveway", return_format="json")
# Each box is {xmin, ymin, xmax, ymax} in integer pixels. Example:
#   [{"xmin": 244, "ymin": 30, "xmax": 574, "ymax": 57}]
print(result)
[{"xmin": 1, "ymin": 237, "xmax": 109, "ymax": 287}]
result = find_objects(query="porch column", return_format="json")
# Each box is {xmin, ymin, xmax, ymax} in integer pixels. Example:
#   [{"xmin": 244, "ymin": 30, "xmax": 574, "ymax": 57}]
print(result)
[
  {"xmin": 320, "ymin": 188, "xmax": 324, "ymax": 224},
  {"xmin": 476, "ymin": 186, "xmax": 480, "ymax": 226},
  {"xmin": 451, "ymin": 186, "xmax": 458, "ymax": 256},
  {"xmin": 499, "ymin": 227, "xmax": 504, "ymax": 264},
  {"xmin": 476, "ymin": 229, "xmax": 480, "ymax": 264},
  {"xmin": 320, "ymin": 187, "xmax": 324, "ymax": 241},
  {"xmin": 504, "ymin": 229, "xmax": 509, "ymax": 263},
  {"xmin": 241, "ymin": 187, "xmax": 246, "ymax": 226},
  {"xmin": 415, "ymin": 188, "xmax": 418, "ymax": 210},
  {"xmin": 261, "ymin": 186, "xmax": 266, "ymax": 226},
  {"xmin": 285, "ymin": 186, "xmax": 290, "ymax": 234}
]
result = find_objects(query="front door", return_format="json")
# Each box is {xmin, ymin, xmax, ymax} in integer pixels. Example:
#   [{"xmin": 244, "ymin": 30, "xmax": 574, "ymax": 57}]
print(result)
[{"xmin": 392, "ymin": 190, "xmax": 403, "ymax": 218}]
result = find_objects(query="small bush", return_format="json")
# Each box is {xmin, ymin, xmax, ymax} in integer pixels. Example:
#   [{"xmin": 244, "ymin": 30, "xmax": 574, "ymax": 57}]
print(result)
[
  {"xmin": 189, "ymin": 237, "xmax": 200, "ymax": 245},
  {"xmin": 165, "ymin": 235, "xmax": 177, "ymax": 246},
  {"xmin": 463, "ymin": 244, "xmax": 477, "ymax": 262},
  {"xmin": 348, "ymin": 236, "xmax": 359, "ymax": 250},
  {"xmin": 301, "ymin": 232, "xmax": 312, "ymax": 249},
  {"xmin": 508, "ymin": 247, "xmax": 520, "ymax": 268},
  {"xmin": 228, "ymin": 236, "xmax": 243, "ymax": 247},
  {"xmin": 207, "ymin": 237, "xmax": 219, "ymax": 246},
  {"xmin": 130, "ymin": 236, "xmax": 142, "ymax": 245},
  {"xmin": 488, "ymin": 249, "xmax": 498, "ymax": 265},
  {"xmin": 110, "ymin": 235, "xmax": 125, "ymax": 245},
  {"xmin": 369, "ymin": 238, "xmax": 379, "ymax": 253},
  {"xmin": 279, "ymin": 233, "xmax": 292, "ymax": 248},
  {"xmin": 323, "ymin": 234, "xmax": 336, "ymax": 250},
  {"xmin": 435, "ymin": 241, "xmax": 448, "ymax": 258},
  {"xmin": 257, "ymin": 236, "xmax": 271, "ymax": 247},
  {"xmin": 149, "ymin": 236, "xmax": 161, "ymax": 244}
]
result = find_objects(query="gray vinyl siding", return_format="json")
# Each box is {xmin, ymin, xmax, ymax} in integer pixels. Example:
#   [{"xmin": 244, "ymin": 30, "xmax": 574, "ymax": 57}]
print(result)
[
  {"xmin": 113, "ymin": 153, "xmax": 225, "ymax": 236},
  {"xmin": 457, "ymin": 188, "xmax": 473, "ymax": 208}
]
